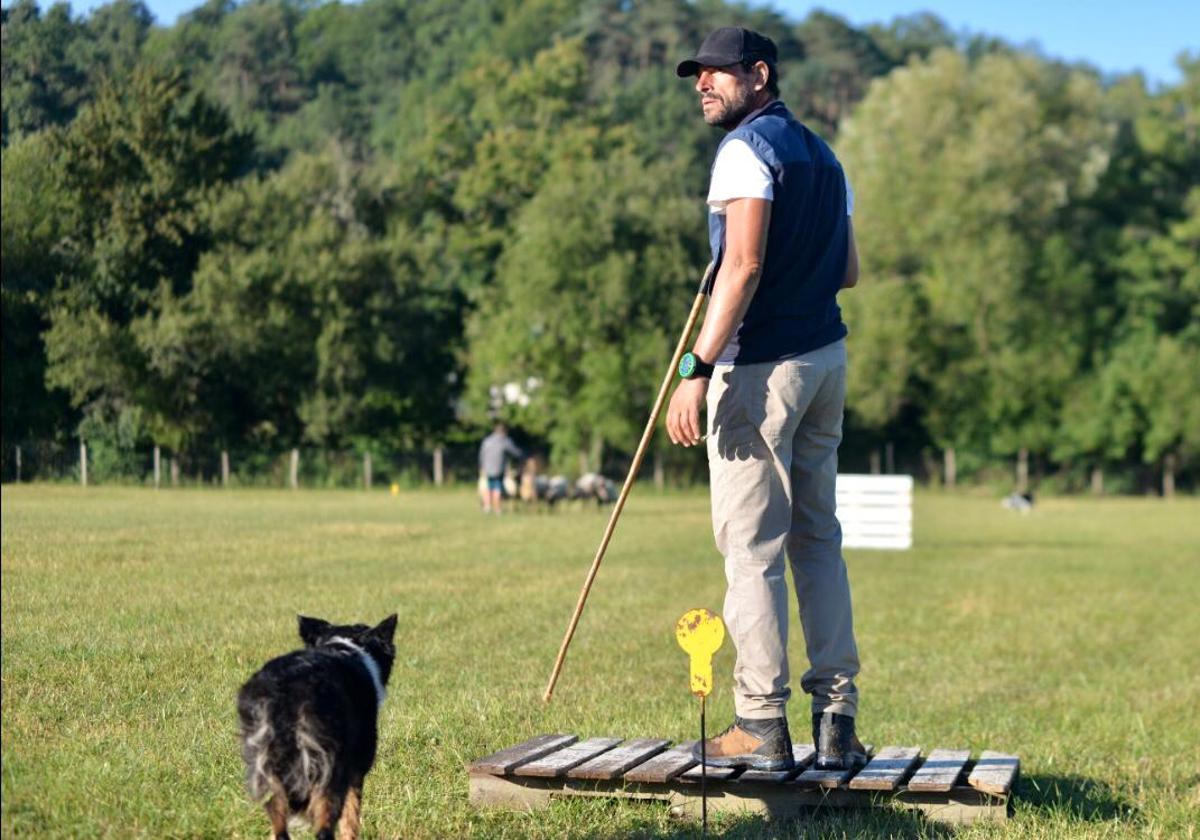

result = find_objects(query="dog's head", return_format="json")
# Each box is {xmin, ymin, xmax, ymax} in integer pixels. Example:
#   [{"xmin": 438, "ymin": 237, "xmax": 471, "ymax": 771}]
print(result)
[{"xmin": 297, "ymin": 614, "xmax": 399, "ymax": 685}]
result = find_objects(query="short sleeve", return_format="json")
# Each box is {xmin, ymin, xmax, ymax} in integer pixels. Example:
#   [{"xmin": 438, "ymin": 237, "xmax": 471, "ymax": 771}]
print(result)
[
  {"xmin": 707, "ymin": 139, "xmax": 773, "ymax": 214},
  {"xmin": 845, "ymin": 178, "xmax": 855, "ymax": 217}
]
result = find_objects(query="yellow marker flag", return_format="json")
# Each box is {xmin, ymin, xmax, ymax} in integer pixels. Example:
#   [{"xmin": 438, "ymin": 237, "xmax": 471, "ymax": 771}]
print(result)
[{"xmin": 675, "ymin": 609, "xmax": 725, "ymax": 697}]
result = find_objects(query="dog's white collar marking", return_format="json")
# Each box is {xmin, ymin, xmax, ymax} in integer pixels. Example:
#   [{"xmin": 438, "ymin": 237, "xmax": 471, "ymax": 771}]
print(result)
[{"xmin": 328, "ymin": 637, "xmax": 386, "ymax": 709}]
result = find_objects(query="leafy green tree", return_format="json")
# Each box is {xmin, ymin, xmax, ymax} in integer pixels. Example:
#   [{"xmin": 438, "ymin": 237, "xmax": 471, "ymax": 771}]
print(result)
[
  {"xmin": 463, "ymin": 143, "xmax": 699, "ymax": 468},
  {"xmin": 42, "ymin": 65, "xmax": 252, "ymax": 455},
  {"xmin": 1, "ymin": 0, "xmax": 89, "ymax": 142},
  {"xmin": 176, "ymin": 148, "xmax": 463, "ymax": 451},
  {"xmin": 73, "ymin": 0, "xmax": 153, "ymax": 86},
  {"xmin": 452, "ymin": 37, "xmax": 702, "ymax": 468},
  {"xmin": 865, "ymin": 12, "xmax": 956, "ymax": 66},
  {"xmin": 838, "ymin": 49, "xmax": 1113, "ymax": 478},
  {"xmin": 1, "ymin": 132, "xmax": 75, "ymax": 441},
  {"xmin": 788, "ymin": 10, "xmax": 894, "ymax": 137},
  {"xmin": 1058, "ymin": 55, "xmax": 1200, "ymax": 490}
]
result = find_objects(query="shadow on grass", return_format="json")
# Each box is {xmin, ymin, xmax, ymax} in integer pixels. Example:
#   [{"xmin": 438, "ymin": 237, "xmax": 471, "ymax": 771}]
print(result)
[
  {"xmin": 1017, "ymin": 773, "xmax": 1135, "ymax": 822},
  {"xmin": 625, "ymin": 805, "xmax": 958, "ymax": 839},
  {"xmin": 617, "ymin": 775, "xmax": 1135, "ymax": 839}
]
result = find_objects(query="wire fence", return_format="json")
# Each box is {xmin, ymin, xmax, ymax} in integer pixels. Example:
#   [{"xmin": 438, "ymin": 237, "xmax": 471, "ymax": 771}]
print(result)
[
  {"xmin": 0, "ymin": 439, "xmax": 713, "ymax": 491},
  {"xmin": 4, "ymin": 437, "xmax": 1181, "ymax": 496}
]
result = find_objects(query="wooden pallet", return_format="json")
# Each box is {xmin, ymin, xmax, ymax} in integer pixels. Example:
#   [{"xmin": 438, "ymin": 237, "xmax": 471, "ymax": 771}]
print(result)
[{"xmin": 467, "ymin": 734, "xmax": 1018, "ymax": 825}]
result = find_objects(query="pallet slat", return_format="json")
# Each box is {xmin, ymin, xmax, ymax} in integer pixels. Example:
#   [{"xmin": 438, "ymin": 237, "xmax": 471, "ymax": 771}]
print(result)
[
  {"xmin": 467, "ymin": 734, "xmax": 578, "ymax": 775},
  {"xmin": 680, "ymin": 762, "xmax": 740, "ymax": 782},
  {"xmin": 514, "ymin": 737, "xmax": 621, "ymax": 778},
  {"xmin": 737, "ymin": 743, "xmax": 816, "ymax": 783},
  {"xmin": 795, "ymin": 744, "xmax": 874, "ymax": 789},
  {"xmin": 468, "ymin": 735, "xmax": 1017, "ymax": 826},
  {"xmin": 907, "ymin": 748, "xmax": 970, "ymax": 792},
  {"xmin": 623, "ymin": 741, "xmax": 698, "ymax": 783},
  {"xmin": 967, "ymin": 751, "xmax": 1019, "ymax": 795},
  {"xmin": 568, "ymin": 738, "xmax": 670, "ymax": 781},
  {"xmin": 848, "ymin": 746, "xmax": 921, "ymax": 791}
]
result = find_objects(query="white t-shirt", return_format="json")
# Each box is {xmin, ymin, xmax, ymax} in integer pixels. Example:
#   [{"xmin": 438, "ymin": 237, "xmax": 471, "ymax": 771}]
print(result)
[{"xmin": 707, "ymin": 138, "xmax": 854, "ymax": 217}]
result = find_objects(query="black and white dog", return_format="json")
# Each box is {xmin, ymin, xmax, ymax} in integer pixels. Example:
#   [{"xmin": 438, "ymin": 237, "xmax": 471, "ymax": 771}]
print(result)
[{"xmin": 237, "ymin": 614, "xmax": 397, "ymax": 840}]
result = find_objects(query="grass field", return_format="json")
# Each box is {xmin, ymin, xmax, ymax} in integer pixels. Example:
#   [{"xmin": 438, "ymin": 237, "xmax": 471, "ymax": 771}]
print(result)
[{"xmin": 2, "ymin": 485, "xmax": 1198, "ymax": 838}]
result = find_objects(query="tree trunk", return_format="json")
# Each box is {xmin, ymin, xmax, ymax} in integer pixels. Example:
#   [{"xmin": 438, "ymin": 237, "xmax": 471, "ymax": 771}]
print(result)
[
  {"xmin": 170, "ymin": 457, "xmax": 179, "ymax": 487},
  {"xmin": 921, "ymin": 448, "xmax": 938, "ymax": 484},
  {"xmin": 154, "ymin": 446, "xmax": 161, "ymax": 488},
  {"xmin": 885, "ymin": 441, "xmax": 895, "ymax": 475},
  {"xmin": 221, "ymin": 450, "xmax": 230, "ymax": 488},
  {"xmin": 363, "ymin": 452, "xmax": 373, "ymax": 490},
  {"xmin": 15, "ymin": 446, "xmax": 21, "ymax": 482},
  {"xmin": 1090, "ymin": 465, "xmax": 1104, "ymax": 496},
  {"xmin": 80, "ymin": 442, "xmax": 88, "ymax": 487},
  {"xmin": 289, "ymin": 449, "xmax": 299, "ymax": 490},
  {"xmin": 1163, "ymin": 453, "xmax": 1176, "ymax": 499},
  {"xmin": 1016, "ymin": 447, "xmax": 1029, "ymax": 495},
  {"xmin": 943, "ymin": 447, "xmax": 956, "ymax": 489},
  {"xmin": 653, "ymin": 450, "xmax": 664, "ymax": 492}
]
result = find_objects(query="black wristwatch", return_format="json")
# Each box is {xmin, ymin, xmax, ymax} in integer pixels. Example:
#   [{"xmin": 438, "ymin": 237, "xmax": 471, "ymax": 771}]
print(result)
[{"xmin": 678, "ymin": 351, "xmax": 715, "ymax": 380}]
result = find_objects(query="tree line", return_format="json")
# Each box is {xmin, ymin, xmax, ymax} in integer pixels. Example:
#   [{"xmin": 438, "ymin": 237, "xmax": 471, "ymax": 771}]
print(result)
[{"xmin": 2, "ymin": 0, "xmax": 1196, "ymax": 492}]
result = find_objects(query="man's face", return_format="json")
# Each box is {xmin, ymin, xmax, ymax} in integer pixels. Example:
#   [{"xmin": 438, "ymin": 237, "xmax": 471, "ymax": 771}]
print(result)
[{"xmin": 695, "ymin": 63, "xmax": 758, "ymax": 130}]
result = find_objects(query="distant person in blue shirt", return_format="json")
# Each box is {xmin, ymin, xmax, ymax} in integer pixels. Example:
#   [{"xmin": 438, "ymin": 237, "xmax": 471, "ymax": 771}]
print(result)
[
  {"xmin": 667, "ymin": 27, "xmax": 865, "ymax": 775},
  {"xmin": 478, "ymin": 423, "xmax": 523, "ymax": 515}
]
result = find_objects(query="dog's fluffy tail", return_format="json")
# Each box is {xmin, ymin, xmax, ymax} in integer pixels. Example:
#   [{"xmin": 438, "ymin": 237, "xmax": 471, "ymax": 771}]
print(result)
[
  {"xmin": 241, "ymin": 697, "xmax": 277, "ymax": 801},
  {"xmin": 241, "ymin": 699, "xmax": 333, "ymax": 803}
]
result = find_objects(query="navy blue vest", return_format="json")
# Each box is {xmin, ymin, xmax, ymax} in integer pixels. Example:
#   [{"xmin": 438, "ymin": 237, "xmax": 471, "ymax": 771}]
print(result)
[{"xmin": 708, "ymin": 100, "xmax": 849, "ymax": 364}]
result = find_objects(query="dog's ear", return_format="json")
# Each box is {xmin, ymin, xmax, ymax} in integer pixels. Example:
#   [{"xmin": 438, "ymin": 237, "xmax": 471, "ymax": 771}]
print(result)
[
  {"xmin": 298, "ymin": 615, "xmax": 330, "ymax": 646},
  {"xmin": 371, "ymin": 613, "xmax": 398, "ymax": 644}
]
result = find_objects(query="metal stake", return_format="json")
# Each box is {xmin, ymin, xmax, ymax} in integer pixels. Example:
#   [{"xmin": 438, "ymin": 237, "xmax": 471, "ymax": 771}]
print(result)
[{"xmin": 700, "ymin": 694, "xmax": 708, "ymax": 837}]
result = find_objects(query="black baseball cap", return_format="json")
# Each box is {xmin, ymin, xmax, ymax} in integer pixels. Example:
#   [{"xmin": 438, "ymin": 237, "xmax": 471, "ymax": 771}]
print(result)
[{"xmin": 676, "ymin": 27, "xmax": 778, "ymax": 78}]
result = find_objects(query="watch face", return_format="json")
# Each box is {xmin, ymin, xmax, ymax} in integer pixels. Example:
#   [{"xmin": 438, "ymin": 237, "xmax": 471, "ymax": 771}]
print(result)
[{"xmin": 679, "ymin": 353, "xmax": 696, "ymax": 378}]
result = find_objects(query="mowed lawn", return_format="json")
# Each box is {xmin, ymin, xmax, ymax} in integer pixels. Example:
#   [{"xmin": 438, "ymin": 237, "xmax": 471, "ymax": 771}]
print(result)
[{"xmin": 2, "ymin": 485, "xmax": 1197, "ymax": 839}]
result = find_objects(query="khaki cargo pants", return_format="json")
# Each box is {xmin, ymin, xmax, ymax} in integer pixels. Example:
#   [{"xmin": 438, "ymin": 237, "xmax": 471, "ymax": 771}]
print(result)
[{"xmin": 705, "ymin": 338, "xmax": 859, "ymax": 720}]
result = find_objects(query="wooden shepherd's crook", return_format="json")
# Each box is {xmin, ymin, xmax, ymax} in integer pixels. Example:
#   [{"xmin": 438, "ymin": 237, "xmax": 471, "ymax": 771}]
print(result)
[{"xmin": 542, "ymin": 262, "xmax": 715, "ymax": 704}]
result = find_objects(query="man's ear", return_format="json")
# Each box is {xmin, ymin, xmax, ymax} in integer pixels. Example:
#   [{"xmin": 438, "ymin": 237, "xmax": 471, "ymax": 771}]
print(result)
[
  {"xmin": 298, "ymin": 615, "xmax": 330, "ymax": 646},
  {"xmin": 754, "ymin": 60, "xmax": 769, "ymax": 91},
  {"xmin": 372, "ymin": 613, "xmax": 398, "ymax": 644}
]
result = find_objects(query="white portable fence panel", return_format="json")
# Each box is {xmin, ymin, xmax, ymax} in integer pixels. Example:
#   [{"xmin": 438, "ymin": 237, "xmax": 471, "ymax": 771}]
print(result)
[{"xmin": 837, "ymin": 474, "xmax": 913, "ymax": 550}]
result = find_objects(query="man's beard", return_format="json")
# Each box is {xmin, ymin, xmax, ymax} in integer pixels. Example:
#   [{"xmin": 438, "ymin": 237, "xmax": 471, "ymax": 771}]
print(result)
[{"xmin": 702, "ymin": 86, "xmax": 756, "ymax": 130}]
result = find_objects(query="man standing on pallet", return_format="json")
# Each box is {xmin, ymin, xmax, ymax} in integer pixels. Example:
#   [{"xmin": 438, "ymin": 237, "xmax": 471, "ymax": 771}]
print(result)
[{"xmin": 666, "ymin": 27, "xmax": 865, "ymax": 773}]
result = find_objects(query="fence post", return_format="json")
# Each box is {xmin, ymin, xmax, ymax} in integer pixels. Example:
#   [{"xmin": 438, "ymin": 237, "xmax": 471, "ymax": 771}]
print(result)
[
  {"xmin": 363, "ymin": 452, "xmax": 373, "ymax": 490},
  {"xmin": 1016, "ymin": 447, "xmax": 1029, "ymax": 495},
  {"xmin": 80, "ymin": 442, "xmax": 88, "ymax": 487},
  {"xmin": 290, "ymin": 448, "xmax": 299, "ymax": 490},
  {"xmin": 154, "ymin": 446, "xmax": 161, "ymax": 488},
  {"xmin": 170, "ymin": 458, "xmax": 179, "ymax": 487},
  {"xmin": 1163, "ymin": 453, "xmax": 1176, "ymax": 499},
  {"xmin": 15, "ymin": 445, "xmax": 21, "ymax": 482},
  {"xmin": 221, "ymin": 450, "xmax": 230, "ymax": 488},
  {"xmin": 433, "ymin": 445, "xmax": 444, "ymax": 487}
]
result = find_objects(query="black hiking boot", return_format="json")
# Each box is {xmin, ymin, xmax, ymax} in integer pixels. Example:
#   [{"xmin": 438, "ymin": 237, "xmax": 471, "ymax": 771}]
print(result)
[
  {"xmin": 812, "ymin": 711, "xmax": 868, "ymax": 770},
  {"xmin": 692, "ymin": 716, "xmax": 795, "ymax": 771}
]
